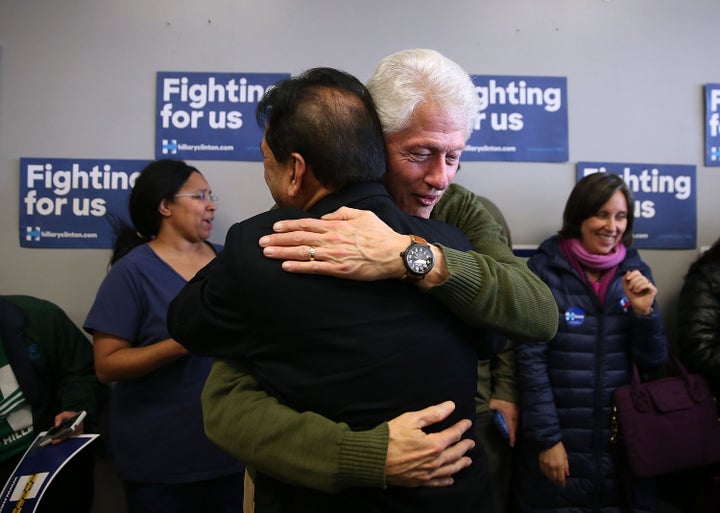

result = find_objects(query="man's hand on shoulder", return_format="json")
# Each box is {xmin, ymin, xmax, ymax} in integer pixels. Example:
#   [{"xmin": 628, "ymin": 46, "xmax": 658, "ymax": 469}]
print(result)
[{"xmin": 258, "ymin": 207, "xmax": 407, "ymax": 280}]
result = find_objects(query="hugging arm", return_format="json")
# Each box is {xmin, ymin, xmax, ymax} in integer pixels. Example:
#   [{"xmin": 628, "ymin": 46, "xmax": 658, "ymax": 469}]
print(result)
[
  {"xmin": 260, "ymin": 185, "xmax": 558, "ymax": 341},
  {"xmin": 202, "ymin": 359, "xmax": 473, "ymax": 493}
]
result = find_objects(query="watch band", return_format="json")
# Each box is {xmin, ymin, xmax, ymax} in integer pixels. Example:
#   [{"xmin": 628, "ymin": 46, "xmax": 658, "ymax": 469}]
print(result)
[{"xmin": 401, "ymin": 234, "xmax": 431, "ymax": 282}]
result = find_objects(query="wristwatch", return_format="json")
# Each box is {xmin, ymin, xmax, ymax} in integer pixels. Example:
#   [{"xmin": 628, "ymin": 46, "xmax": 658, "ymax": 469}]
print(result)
[{"xmin": 400, "ymin": 235, "xmax": 434, "ymax": 281}]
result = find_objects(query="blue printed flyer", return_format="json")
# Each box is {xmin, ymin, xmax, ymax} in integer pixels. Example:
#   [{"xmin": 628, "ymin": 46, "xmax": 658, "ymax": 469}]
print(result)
[{"xmin": 0, "ymin": 434, "xmax": 98, "ymax": 513}]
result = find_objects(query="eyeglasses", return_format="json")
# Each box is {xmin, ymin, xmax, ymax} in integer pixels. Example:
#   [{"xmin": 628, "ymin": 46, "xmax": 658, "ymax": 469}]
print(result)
[{"xmin": 174, "ymin": 191, "xmax": 219, "ymax": 203}]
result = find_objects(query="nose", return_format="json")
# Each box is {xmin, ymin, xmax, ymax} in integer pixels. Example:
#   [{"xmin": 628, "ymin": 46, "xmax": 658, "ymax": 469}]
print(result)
[{"xmin": 424, "ymin": 157, "xmax": 450, "ymax": 191}]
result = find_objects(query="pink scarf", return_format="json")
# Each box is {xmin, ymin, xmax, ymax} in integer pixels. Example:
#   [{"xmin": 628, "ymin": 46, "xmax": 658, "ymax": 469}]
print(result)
[{"xmin": 559, "ymin": 237, "xmax": 627, "ymax": 304}]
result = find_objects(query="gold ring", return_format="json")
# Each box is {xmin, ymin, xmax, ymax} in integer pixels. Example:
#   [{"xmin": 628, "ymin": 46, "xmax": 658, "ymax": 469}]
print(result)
[{"xmin": 309, "ymin": 246, "xmax": 316, "ymax": 261}]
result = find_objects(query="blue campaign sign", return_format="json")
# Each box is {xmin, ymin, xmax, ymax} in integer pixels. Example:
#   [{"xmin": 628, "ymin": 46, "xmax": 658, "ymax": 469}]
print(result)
[
  {"xmin": 19, "ymin": 158, "xmax": 150, "ymax": 249},
  {"xmin": 155, "ymin": 71, "xmax": 291, "ymax": 161},
  {"xmin": 704, "ymin": 84, "xmax": 720, "ymax": 166},
  {"xmin": 464, "ymin": 75, "xmax": 568, "ymax": 162},
  {"xmin": 577, "ymin": 162, "xmax": 696, "ymax": 249}
]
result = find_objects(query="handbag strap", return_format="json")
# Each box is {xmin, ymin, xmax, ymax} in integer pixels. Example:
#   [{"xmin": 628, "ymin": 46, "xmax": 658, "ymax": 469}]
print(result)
[
  {"xmin": 629, "ymin": 352, "xmax": 706, "ymax": 410},
  {"xmin": 668, "ymin": 353, "xmax": 691, "ymax": 379},
  {"xmin": 630, "ymin": 352, "xmax": 688, "ymax": 384}
]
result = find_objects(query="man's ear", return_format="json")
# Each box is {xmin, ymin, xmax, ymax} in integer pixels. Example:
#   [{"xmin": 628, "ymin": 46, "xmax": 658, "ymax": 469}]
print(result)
[{"xmin": 287, "ymin": 152, "xmax": 307, "ymax": 197}]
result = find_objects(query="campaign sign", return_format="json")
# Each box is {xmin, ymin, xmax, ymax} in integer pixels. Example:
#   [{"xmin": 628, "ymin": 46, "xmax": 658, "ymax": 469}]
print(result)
[
  {"xmin": 704, "ymin": 84, "xmax": 720, "ymax": 166},
  {"xmin": 464, "ymin": 75, "xmax": 568, "ymax": 162},
  {"xmin": 0, "ymin": 434, "xmax": 97, "ymax": 513},
  {"xmin": 156, "ymin": 71, "xmax": 290, "ymax": 161},
  {"xmin": 19, "ymin": 158, "xmax": 150, "ymax": 249},
  {"xmin": 512, "ymin": 244, "xmax": 539, "ymax": 259},
  {"xmin": 577, "ymin": 162, "xmax": 696, "ymax": 249}
]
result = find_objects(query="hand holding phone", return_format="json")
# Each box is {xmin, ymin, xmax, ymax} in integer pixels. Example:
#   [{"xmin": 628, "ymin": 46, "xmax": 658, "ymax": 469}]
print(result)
[
  {"xmin": 38, "ymin": 410, "xmax": 87, "ymax": 447},
  {"xmin": 492, "ymin": 409, "xmax": 510, "ymax": 441}
]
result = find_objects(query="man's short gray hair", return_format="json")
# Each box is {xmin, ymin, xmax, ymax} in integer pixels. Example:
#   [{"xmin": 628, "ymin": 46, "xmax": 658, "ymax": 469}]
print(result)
[{"xmin": 366, "ymin": 49, "xmax": 481, "ymax": 141}]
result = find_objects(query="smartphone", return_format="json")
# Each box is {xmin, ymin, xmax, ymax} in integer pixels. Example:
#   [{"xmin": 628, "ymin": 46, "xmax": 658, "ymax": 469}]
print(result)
[
  {"xmin": 38, "ymin": 410, "xmax": 87, "ymax": 447},
  {"xmin": 492, "ymin": 409, "xmax": 510, "ymax": 441}
]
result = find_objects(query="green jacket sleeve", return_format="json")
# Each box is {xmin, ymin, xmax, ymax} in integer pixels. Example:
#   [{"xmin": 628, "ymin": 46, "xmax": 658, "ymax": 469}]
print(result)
[
  {"xmin": 202, "ymin": 359, "xmax": 388, "ymax": 494},
  {"xmin": 475, "ymin": 341, "xmax": 519, "ymax": 415},
  {"xmin": 6, "ymin": 295, "xmax": 105, "ymax": 433},
  {"xmin": 451, "ymin": 195, "xmax": 520, "ymax": 413},
  {"xmin": 489, "ymin": 340, "xmax": 519, "ymax": 403},
  {"xmin": 429, "ymin": 184, "xmax": 558, "ymax": 341}
]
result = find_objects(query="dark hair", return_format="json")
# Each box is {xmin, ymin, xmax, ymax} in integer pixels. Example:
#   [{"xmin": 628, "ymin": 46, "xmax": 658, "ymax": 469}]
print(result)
[
  {"xmin": 110, "ymin": 159, "xmax": 199, "ymax": 264},
  {"xmin": 256, "ymin": 67, "xmax": 386, "ymax": 190},
  {"xmin": 559, "ymin": 172, "xmax": 635, "ymax": 247},
  {"xmin": 688, "ymin": 236, "xmax": 720, "ymax": 273}
]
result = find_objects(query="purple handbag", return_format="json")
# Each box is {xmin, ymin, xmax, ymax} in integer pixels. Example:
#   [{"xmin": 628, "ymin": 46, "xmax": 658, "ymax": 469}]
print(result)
[{"xmin": 611, "ymin": 355, "xmax": 720, "ymax": 478}]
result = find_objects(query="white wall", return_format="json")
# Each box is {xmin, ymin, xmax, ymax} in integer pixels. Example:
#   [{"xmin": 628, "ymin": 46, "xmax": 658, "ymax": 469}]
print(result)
[{"xmin": 3, "ymin": 0, "xmax": 719, "ymax": 340}]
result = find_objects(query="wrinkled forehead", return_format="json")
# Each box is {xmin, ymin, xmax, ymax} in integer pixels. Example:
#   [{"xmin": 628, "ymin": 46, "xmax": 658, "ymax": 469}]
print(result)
[{"xmin": 397, "ymin": 101, "xmax": 466, "ymax": 137}]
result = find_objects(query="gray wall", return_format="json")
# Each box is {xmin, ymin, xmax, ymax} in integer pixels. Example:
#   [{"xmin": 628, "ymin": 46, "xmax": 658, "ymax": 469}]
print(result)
[
  {"xmin": 0, "ymin": 1, "xmax": 718, "ymax": 509},
  {"xmin": 2, "ymin": 0, "xmax": 719, "ymax": 338}
]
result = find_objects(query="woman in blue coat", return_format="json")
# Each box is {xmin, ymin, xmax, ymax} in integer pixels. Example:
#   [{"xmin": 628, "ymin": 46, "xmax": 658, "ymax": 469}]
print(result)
[{"xmin": 514, "ymin": 172, "xmax": 667, "ymax": 513}]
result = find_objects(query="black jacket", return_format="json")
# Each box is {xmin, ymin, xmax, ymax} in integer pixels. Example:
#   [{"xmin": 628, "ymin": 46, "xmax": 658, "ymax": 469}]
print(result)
[
  {"xmin": 169, "ymin": 182, "xmax": 489, "ymax": 513},
  {"xmin": 677, "ymin": 261, "xmax": 720, "ymax": 402}
]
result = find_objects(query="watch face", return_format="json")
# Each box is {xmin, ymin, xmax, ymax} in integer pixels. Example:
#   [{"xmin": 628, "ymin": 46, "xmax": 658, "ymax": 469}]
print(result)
[{"xmin": 405, "ymin": 244, "xmax": 434, "ymax": 275}]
